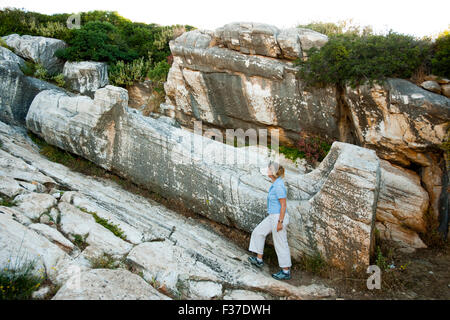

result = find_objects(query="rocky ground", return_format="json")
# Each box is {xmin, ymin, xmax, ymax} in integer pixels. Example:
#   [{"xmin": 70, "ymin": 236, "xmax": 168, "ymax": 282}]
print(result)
[
  {"xmin": 0, "ymin": 121, "xmax": 336, "ymax": 300},
  {"xmin": 1, "ymin": 120, "xmax": 447, "ymax": 300}
]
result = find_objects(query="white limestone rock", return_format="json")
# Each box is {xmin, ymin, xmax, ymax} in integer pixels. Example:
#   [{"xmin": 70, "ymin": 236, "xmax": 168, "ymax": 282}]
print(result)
[
  {"xmin": 0, "ymin": 120, "xmax": 337, "ymax": 299},
  {"xmin": 13, "ymin": 192, "xmax": 57, "ymax": 220},
  {"xmin": 52, "ymin": 269, "xmax": 171, "ymax": 300},
  {"xmin": 29, "ymin": 223, "xmax": 75, "ymax": 251},
  {"xmin": 2, "ymin": 34, "xmax": 67, "ymax": 74},
  {"xmin": 377, "ymin": 160, "xmax": 429, "ymax": 248},
  {"xmin": 0, "ymin": 176, "xmax": 24, "ymax": 197},
  {"xmin": 0, "ymin": 213, "xmax": 70, "ymax": 281},
  {"xmin": 63, "ymin": 61, "xmax": 108, "ymax": 96},
  {"xmin": 0, "ymin": 46, "xmax": 25, "ymax": 67}
]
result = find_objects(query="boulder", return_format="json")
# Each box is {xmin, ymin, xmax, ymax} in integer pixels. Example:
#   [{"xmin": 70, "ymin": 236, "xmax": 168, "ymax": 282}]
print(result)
[
  {"xmin": 26, "ymin": 86, "xmax": 380, "ymax": 272},
  {"xmin": 63, "ymin": 61, "xmax": 109, "ymax": 96},
  {"xmin": 0, "ymin": 176, "xmax": 24, "ymax": 198},
  {"xmin": 0, "ymin": 213, "xmax": 70, "ymax": 280},
  {"xmin": 57, "ymin": 201, "xmax": 133, "ymax": 258},
  {"xmin": 164, "ymin": 25, "xmax": 335, "ymax": 145},
  {"xmin": 346, "ymin": 79, "xmax": 449, "ymax": 167},
  {"xmin": 421, "ymin": 80, "xmax": 442, "ymax": 94},
  {"xmin": 2, "ymin": 34, "xmax": 67, "ymax": 74},
  {"xmin": 0, "ymin": 59, "xmax": 63, "ymax": 125},
  {"xmin": 442, "ymin": 84, "xmax": 450, "ymax": 98},
  {"xmin": 29, "ymin": 223, "xmax": 75, "ymax": 252},
  {"xmin": 213, "ymin": 22, "xmax": 328, "ymax": 59},
  {"xmin": 344, "ymin": 78, "xmax": 449, "ymax": 227},
  {"xmin": 377, "ymin": 160, "xmax": 428, "ymax": 248},
  {"xmin": 0, "ymin": 46, "xmax": 25, "ymax": 67},
  {"xmin": 52, "ymin": 269, "xmax": 170, "ymax": 300},
  {"xmin": 214, "ymin": 22, "xmax": 282, "ymax": 57},
  {"xmin": 13, "ymin": 192, "xmax": 57, "ymax": 220},
  {"xmin": 376, "ymin": 222, "xmax": 427, "ymax": 249},
  {"xmin": 26, "ymin": 86, "xmax": 128, "ymax": 170}
]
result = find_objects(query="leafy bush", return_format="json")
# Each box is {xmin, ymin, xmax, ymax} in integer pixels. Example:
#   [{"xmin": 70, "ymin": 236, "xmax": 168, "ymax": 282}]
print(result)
[
  {"xmin": 297, "ymin": 19, "xmax": 373, "ymax": 37},
  {"xmin": 109, "ymin": 57, "xmax": 152, "ymax": 87},
  {"xmin": 52, "ymin": 73, "xmax": 66, "ymax": 87},
  {"xmin": 88, "ymin": 253, "xmax": 117, "ymax": 269},
  {"xmin": 278, "ymin": 145, "xmax": 305, "ymax": 162},
  {"xmin": 0, "ymin": 8, "xmax": 70, "ymax": 39},
  {"xmin": 0, "ymin": 196, "xmax": 16, "ymax": 207},
  {"xmin": 1, "ymin": 8, "xmax": 190, "ymax": 88},
  {"xmin": 0, "ymin": 250, "xmax": 44, "ymax": 300},
  {"xmin": 431, "ymin": 33, "xmax": 450, "ymax": 78},
  {"xmin": 55, "ymin": 21, "xmax": 138, "ymax": 64},
  {"xmin": 297, "ymin": 32, "xmax": 433, "ymax": 87},
  {"xmin": 72, "ymin": 234, "xmax": 88, "ymax": 250},
  {"xmin": 0, "ymin": 38, "xmax": 14, "ymax": 51}
]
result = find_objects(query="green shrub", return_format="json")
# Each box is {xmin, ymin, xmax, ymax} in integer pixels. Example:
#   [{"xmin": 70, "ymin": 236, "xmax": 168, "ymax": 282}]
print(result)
[
  {"xmin": 0, "ymin": 38, "xmax": 14, "ymax": 51},
  {"xmin": 72, "ymin": 234, "xmax": 88, "ymax": 250},
  {"xmin": 55, "ymin": 21, "xmax": 138, "ymax": 64},
  {"xmin": 0, "ymin": 8, "xmax": 70, "ymax": 38},
  {"xmin": 278, "ymin": 145, "xmax": 305, "ymax": 162},
  {"xmin": 431, "ymin": 33, "xmax": 450, "ymax": 78},
  {"xmin": 147, "ymin": 60, "xmax": 171, "ymax": 82},
  {"xmin": 375, "ymin": 245, "xmax": 390, "ymax": 271},
  {"xmin": 20, "ymin": 61, "xmax": 37, "ymax": 76},
  {"xmin": 52, "ymin": 73, "xmax": 66, "ymax": 87},
  {"xmin": 297, "ymin": 32, "xmax": 432, "ymax": 87},
  {"xmin": 109, "ymin": 56, "xmax": 152, "ymax": 87},
  {"xmin": 300, "ymin": 252, "xmax": 327, "ymax": 276},
  {"xmin": 33, "ymin": 63, "xmax": 49, "ymax": 80},
  {"xmin": 88, "ymin": 253, "xmax": 117, "ymax": 269},
  {"xmin": 0, "ymin": 196, "xmax": 16, "ymax": 207},
  {"xmin": 1, "ymin": 8, "xmax": 189, "ymax": 87},
  {"xmin": 0, "ymin": 251, "xmax": 44, "ymax": 300},
  {"xmin": 297, "ymin": 19, "xmax": 373, "ymax": 37}
]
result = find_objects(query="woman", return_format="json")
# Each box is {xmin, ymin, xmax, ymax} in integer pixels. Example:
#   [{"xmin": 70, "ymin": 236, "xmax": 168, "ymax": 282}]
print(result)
[{"xmin": 248, "ymin": 161, "xmax": 292, "ymax": 280}]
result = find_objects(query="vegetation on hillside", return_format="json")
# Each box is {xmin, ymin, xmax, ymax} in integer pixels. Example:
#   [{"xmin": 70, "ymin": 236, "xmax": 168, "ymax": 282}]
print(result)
[
  {"xmin": 0, "ymin": 8, "xmax": 194, "ymax": 89},
  {"xmin": 296, "ymin": 21, "xmax": 449, "ymax": 87}
]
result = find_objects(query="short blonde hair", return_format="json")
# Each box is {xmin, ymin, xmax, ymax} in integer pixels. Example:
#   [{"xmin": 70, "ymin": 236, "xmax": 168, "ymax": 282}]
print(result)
[{"xmin": 269, "ymin": 161, "xmax": 285, "ymax": 178}]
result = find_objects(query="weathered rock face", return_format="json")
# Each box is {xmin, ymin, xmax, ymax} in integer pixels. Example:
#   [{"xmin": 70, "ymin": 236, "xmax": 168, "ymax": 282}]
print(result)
[
  {"xmin": 63, "ymin": 61, "xmax": 109, "ymax": 96},
  {"xmin": 0, "ymin": 120, "xmax": 336, "ymax": 299},
  {"xmin": 2, "ymin": 34, "xmax": 67, "ymax": 74},
  {"xmin": 164, "ymin": 25, "xmax": 337, "ymax": 144},
  {"xmin": 163, "ymin": 24, "xmax": 449, "ymax": 241},
  {"xmin": 0, "ymin": 56, "xmax": 63, "ymax": 125},
  {"xmin": 344, "ymin": 78, "xmax": 449, "ymax": 232},
  {"xmin": 127, "ymin": 80, "xmax": 163, "ymax": 116},
  {"xmin": 52, "ymin": 269, "xmax": 170, "ymax": 300},
  {"xmin": 213, "ymin": 22, "xmax": 328, "ymax": 59},
  {"xmin": 421, "ymin": 80, "xmax": 442, "ymax": 94},
  {"xmin": 377, "ymin": 160, "xmax": 428, "ymax": 249},
  {"xmin": 0, "ymin": 46, "xmax": 25, "ymax": 67},
  {"xmin": 26, "ymin": 86, "xmax": 380, "ymax": 272},
  {"xmin": 345, "ymin": 79, "xmax": 449, "ymax": 167}
]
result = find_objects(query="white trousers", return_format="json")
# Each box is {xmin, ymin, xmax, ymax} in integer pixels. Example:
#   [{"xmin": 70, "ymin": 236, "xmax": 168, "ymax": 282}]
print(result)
[{"xmin": 248, "ymin": 213, "xmax": 292, "ymax": 268}]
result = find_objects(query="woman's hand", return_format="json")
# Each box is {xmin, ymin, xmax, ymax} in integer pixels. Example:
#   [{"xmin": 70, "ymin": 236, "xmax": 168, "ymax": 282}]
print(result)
[{"xmin": 277, "ymin": 221, "xmax": 283, "ymax": 232}]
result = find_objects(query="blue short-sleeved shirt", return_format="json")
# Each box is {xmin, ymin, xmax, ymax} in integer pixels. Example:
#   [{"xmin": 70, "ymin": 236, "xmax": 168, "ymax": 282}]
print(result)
[{"xmin": 267, "ymin": 177, "xmax": 288, "ymax": 214}]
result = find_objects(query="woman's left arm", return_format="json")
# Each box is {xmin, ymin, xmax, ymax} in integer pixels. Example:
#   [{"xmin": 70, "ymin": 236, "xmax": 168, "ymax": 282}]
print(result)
[{"xmin": 277, "ymin": 198, "xmax": 286, "ymax": 232}]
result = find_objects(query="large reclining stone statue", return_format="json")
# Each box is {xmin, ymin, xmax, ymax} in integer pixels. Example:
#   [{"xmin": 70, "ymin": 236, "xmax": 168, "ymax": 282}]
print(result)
[{"xmin": 26, "ymin": 86, "xmax": 380, "ymax": 272}]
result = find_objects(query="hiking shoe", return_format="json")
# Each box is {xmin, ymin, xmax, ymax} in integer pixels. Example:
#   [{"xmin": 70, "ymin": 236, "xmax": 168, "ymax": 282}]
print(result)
[
  {"xmin": 248, "ymin": 256, "xmax": 264, "ymax": 268},
  {"xmin": 272, "ymin": 269, "xmax": 291, "ymax": 280}
]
